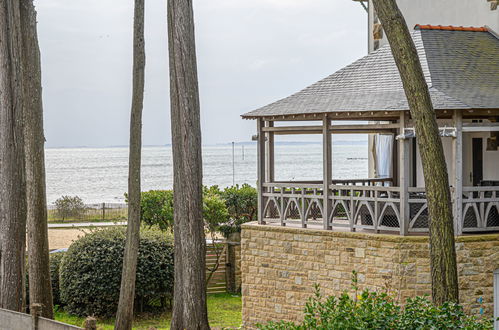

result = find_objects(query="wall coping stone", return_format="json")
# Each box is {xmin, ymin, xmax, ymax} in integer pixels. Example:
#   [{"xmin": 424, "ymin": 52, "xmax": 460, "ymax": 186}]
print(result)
[{"xmin": 241, "ymin": 222, "xmax": 499, "ymax": 243}]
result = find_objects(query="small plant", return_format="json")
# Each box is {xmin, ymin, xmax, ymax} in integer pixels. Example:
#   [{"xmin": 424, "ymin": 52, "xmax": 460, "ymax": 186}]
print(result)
[
  {"xmin": 54, "ymin": 195, "xmax": 86, "ymax": 221},
  {"xmin": 49, "ymin": 252, "xmax": 65, "ymax": 306},
  {"xmin": 139, "ymin": 190, "xmax": 174, "ymax": 231},
  {"xmin": 258, "ymin": 272, "xmax": 493, "ymax": 330},
  {"xmin": 218, "ymin": 184, "xmax": 257, "ymax": 238}
]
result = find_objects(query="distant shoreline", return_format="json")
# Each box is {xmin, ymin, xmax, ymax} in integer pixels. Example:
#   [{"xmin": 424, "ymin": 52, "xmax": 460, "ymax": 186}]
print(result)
[{"xmin": 45, "ymin": 140, "xmax": 368, "ymax": 149}]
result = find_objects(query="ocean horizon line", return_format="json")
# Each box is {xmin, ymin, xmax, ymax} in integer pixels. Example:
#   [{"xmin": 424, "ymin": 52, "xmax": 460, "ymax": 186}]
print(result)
[{"xmin": 45, "ymin": 140, "xmax": 367, "ymax": 149}]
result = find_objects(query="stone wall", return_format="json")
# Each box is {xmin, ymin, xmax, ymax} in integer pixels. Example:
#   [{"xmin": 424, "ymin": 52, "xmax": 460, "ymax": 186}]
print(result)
[{"xmin": 241, "ymin": 222, "xmax": 499, "ymax": 327}]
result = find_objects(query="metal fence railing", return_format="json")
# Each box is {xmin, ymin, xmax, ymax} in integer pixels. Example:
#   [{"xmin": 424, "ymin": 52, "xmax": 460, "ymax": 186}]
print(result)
[{"xmin": 47, "ymin": 203, "xmax": 128, "ymax": 222}]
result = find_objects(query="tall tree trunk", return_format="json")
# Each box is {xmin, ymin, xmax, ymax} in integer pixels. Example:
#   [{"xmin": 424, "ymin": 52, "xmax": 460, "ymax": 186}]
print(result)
[
  {"xmin": 115, "ymin": 0, "xmax": 145, "ymax": 329},
  {"xmin": 20, "ymin": 0, "xmax": 54, "ymax": 318},
  {"xmin": 371, "ymin": 0, "xmax": 459, "ymax": 305},
  {"xmin": 167, "ymin": 1, "xmax": 209, "ymax": 329},
  {"xmin": 0, "ymin": 0, "xmax": 28, "ymax": 312}
]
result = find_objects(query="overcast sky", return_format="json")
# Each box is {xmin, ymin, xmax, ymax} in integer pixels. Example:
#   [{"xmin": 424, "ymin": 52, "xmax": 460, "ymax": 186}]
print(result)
[{"xmin": 36, "ymin": 0, "xmax": 367, "ymax": 148}]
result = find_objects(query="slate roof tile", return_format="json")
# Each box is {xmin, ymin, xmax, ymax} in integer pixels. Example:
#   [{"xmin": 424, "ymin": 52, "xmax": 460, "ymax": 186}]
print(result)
[{"xmin": 242, "ymin": 27, "xmax": 499, "ymax": 119}]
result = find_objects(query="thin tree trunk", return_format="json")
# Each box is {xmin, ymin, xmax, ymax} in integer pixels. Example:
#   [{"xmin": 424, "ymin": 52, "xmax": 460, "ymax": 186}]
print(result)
[
  {"xmin": 167, "ymin": 0, "xmax": 210, "ymax": 328},
  {"xmin": 20, "ymin": 0, "xmax": 54, "ymax": 318},
  {"xmin": 371, "ymin": 0, "xmax": 459, "ymax": 304},
  {"xmin": 0, "ymin": 0, "xmax": 28, "ymax": 312},
  {"xmin": 115, "ymin": 0, "xmax": 145, "ymax": 328}
]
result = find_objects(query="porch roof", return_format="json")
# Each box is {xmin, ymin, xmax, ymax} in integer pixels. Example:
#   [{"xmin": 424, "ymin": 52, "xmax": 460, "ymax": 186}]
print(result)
[{"xmin": 242, "ymin": 26, "xmax": 499, "ymax": 119}]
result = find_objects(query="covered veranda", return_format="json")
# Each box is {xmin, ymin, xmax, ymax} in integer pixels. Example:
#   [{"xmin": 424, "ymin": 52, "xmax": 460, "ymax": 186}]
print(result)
[{"xmin": 242, "ymin": 25, "xmax": 499, "ymax": 236}]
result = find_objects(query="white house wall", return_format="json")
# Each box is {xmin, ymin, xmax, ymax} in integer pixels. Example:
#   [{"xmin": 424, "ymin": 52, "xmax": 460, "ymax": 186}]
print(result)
[
  {"xmin": 413, "ymin": 132, "xmax": 499, "ymax": 188},
  {"xmin": 368, "ymin": 0, "xmax": 499, "ymax": 53},
  {"xmin": 415, "ymin": 137, "xmax": 454, "ymax": 187},
  {"xmin": 462, "ymin": 132, "xmax": 499, "ymax": 186}
]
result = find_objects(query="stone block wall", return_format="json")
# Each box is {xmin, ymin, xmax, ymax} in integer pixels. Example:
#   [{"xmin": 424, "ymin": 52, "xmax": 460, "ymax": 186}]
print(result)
[{"xmin": 241, "ymin": 222, "xmax": 499, "ymax": 327}]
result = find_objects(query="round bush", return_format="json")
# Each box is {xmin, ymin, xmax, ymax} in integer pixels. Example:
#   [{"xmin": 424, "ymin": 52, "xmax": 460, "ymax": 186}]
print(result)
[
  {"xmin": 50, "ymin": 252, "xmax": 65, "ymax": 306},
  {"xmin": 59, "ymin": 228, "xmax": 174, "ymax": 317}
]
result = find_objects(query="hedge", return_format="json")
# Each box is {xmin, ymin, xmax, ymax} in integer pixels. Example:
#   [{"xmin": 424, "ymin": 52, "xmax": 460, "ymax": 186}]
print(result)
[{"xmin": 59, "ymin": 228, "xmax": 174, "ymax": 317}]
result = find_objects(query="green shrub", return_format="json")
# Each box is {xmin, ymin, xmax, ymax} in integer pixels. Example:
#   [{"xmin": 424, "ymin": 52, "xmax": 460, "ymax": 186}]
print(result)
[
  {"xmin": 258, "ymin": 273, "xmax": 493, "ymax": 330},
  {"xmin": 59, "ymin": 228, "xmax": 174, "ymax": 317},
  {"xmin": 203, "ymin": 191, "xmax": 230, "ymax": 235},
  {"xmin": 25, "ymin": 252, "xmax": 66, "ymax": 308},
  {"xmin": 50, "ymin": 252, "xmax": 65, "ymax": 306},
  {"xmin": 140, "ymin": 190, "xmax": 174, "ymax": 231},
  {"xmin": 218, "ymin": 184, "xmax": 257, "ymax": 238},
  {"xmin": 141, "ymin": 185, "xmax": 256, "ymax": 238}
]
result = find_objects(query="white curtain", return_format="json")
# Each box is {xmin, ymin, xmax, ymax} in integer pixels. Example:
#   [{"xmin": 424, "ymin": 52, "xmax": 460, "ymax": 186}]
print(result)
[{"xmin": 374, "ymin": 134, "xmax": 393, "ymax": 180}]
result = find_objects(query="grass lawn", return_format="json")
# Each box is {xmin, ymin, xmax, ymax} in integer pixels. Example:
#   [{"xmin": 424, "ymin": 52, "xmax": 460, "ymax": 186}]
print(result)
[{"xmin": 54, "ymin": 293, "xmax": 242, "ymax": 329}]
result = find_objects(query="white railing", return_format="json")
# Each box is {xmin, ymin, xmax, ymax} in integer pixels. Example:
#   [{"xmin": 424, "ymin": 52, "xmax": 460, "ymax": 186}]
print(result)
[
  {"xmin": 262, "ymin": 182, "xmax": 324, "ymax": 227},
  {"xmin": 461, "ymin": 186, "xmax": 499, "ymax": 232},
  {"xmin": 329, "ymin": 184, "xmax": 401, "ymax": 232},
  {"xmin": 260, "ymin": 181, "xmax": 499, "ymax": 235}
]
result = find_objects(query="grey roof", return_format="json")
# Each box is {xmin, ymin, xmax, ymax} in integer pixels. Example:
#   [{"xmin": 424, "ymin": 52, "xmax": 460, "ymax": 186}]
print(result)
[{"xmin": 242, "ymin": 28, "xmax": 499, "ymax": 119}]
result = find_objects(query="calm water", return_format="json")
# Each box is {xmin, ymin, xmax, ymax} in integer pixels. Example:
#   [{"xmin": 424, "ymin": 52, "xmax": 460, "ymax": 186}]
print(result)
[{"xmin": 45, "ymin": 142, "xmax": 368, "ymax": 204}]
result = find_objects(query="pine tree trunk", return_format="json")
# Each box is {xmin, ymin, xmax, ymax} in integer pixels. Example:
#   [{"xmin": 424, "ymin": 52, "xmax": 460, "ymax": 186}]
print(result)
[
  {"xmin": 0, "ymin": 0, "xmax": 28, "ymax": 312},
  {"xmin": 167, "ymin": 0, "xmax": 210, "ymax": 328},
  {"xmin": 20, "ymin": 0, "xmax": 54, "ymax": 318},
  {"xmin": 115, "ymin": 0, "xmax": 145, "ymax": 328},
  {"xmin": 371, "ymin": 0, "xmax": 459, "ymax": 305}
]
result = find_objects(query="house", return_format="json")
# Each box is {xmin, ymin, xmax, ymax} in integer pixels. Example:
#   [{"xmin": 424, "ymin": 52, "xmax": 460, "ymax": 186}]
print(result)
[
  {"xmin": 242, "ymin": 25, "xmax": 499, "ymax": 235},
  {"xmin": 240, "ymin": 24, "xmax": 499, "ymax": 326}
]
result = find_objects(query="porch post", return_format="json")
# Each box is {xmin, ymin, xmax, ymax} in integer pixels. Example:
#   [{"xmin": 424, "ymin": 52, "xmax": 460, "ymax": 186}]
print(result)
[
  {"xmin": 265, "ymin": 121, "xmax": 275, "ymax": 183},
  {"xmin": 323, "ymin": 116, "xmax": 332, "ymax": 230},
  {"xmin": 452, "ymin": 110, "xmax": 463, "ymax": 235},
  {"xmin": 257, "ymin": 119, "xmax": 266, "ymax": 224},
  {"xmin": 399, "ymin": 112, "xmax": 410, "ymax": 235}
]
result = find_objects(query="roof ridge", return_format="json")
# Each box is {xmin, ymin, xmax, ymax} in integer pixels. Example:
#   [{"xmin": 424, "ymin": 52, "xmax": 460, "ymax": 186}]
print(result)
[{"xmin": 415, "ymin": 24, "xmax": 488, "ymax": 32}]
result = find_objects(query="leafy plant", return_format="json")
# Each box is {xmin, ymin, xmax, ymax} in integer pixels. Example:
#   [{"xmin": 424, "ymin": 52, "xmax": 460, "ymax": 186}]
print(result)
[
  {"xmin": 218, "ymin": 184, "xmax": 257, "ymax": 238},
  {"xmin": 258, "ymin": 272, "xmax": 493, "ymax": 330},
  {"xmin": 50, "ymin": 252, "xmax": 65, "ymax": 306},
  {"xmin": 59, "ymin": 228, "xmax": 174, "ymax": 317},
  {"xmin": 139, "ymin": 190, "xmax": 174, "ymax": 231},
  {"xmin": 54, "ymin": 195, "xmax": 86, "ymax": 221}
]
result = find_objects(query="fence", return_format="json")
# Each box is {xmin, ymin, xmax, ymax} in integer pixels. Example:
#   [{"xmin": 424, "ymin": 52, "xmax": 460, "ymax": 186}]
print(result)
[
  {"xmin": 0, "ymin": 304, "xmax": 95, "ymax": 330},
  {"xmin": 47, "ymin": 203, "xmax": 128, "ymax": 222},
  {"xmin": 206, "ymin": 238, "xmax": 241, "ymax": 294}
]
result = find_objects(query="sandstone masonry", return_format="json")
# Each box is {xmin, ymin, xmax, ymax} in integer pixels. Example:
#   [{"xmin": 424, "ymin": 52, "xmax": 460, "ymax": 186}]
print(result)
[{"xmin": 241, "ymin": 222, "xmax": 499, "ymax": 327}]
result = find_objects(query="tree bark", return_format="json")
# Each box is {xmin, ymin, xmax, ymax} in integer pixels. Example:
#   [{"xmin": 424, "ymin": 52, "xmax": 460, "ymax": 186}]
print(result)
[
  {"xmin": 20, "ymin": 0, "xmax": 54, "ymax": 318},
  {"xmin": 115, "ymin": 0, "xmax": 145, "ymax": 329},
  {"xmin": 167, "ymin": 1, "xmax": 210, "ymax": 329},
  {"xmin": 0, "ymin": 0, "xmax": 28, "ymax": 312},
  {"xmin": 371, "ymin": 0, "xmax": 459, "ymax": 305}
]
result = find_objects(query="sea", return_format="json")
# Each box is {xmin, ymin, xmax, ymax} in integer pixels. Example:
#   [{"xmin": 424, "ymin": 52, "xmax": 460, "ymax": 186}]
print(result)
[{"xmin": 45, "ymin": 142, "xmax": 368, "ymax": 204}]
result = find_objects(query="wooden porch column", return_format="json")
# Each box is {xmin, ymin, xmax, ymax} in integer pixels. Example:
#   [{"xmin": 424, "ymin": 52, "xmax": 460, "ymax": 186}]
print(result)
[
  {"xmin": 399, "ymin": 112, "xmax": 410, "ymax": 235},
  {"xmin": 265, "ymin": 121, "xmax": 275, "ymax": 183},
  {"xmin": 257, "ymin": 119, "xmax": 266, "ymax": 224},
  {"xmin": 452, "ymin": 110, "xmax": 463, "ymax": 235},
  {"xmin": 323, "ymin": 116, "xmax": 332, "ymax": 230}
]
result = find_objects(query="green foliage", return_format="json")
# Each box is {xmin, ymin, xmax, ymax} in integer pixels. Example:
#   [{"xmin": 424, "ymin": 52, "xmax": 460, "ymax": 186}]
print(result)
[
  {"xmin": 25, "ymin": 252, "xmax": 66, "ymax": 308},
  {"xmin": 203, "ymin": 191, "xmax": 229, "ymax": 233},
  {"xmin": 140, "ymin": 190, "xmax": 174, "ymax": 231},
  {"xmin": 54, "ymin": 195, "xmax": 86, "ymax": 221},
  {"xmin": 50, "ymin": 252, "xmax": 65, "ymax": 306},
  {"xmin": 59, "ymin": 228, "xmax": 174, "ymax": 317},
  {"xmin": 141, "ymin": 185, "xmax": 257, "ymax": 238},
  {"xmin": 218, "ymin": 184, "xmax": 257, "ymax": 238},
  {"xmin": 258, "ymin": 272, "xmax": 493, "ymax": 330}
]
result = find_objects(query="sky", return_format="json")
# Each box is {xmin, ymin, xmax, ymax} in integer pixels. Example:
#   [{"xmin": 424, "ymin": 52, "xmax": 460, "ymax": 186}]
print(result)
[{"xmin": 35, "ymin": 0, "xmax": 368, "ymax": 148}]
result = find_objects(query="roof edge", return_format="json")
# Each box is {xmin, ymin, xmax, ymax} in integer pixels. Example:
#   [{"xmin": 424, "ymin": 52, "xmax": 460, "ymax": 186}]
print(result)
[{"xmin": 414, "ymin": 24, "xmax": 488, "ymax": 32}]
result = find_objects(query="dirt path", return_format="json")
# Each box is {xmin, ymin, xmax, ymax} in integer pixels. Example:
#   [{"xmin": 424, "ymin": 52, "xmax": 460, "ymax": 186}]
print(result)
[{"xmin": 48, "ymin": 228, "xmax": 92, "ymax": 250}]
